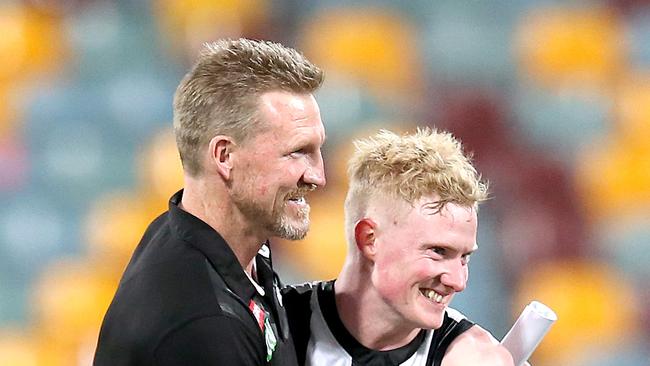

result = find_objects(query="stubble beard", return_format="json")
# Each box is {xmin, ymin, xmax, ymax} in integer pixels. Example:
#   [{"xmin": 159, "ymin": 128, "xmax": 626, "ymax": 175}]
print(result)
[
  {"xmin": 232, "ymin": 191, "xmax": 311, "ymax": 240},
  {"xmin": 272, "ymin": 201, "xmax": 310, "ymax": 240}
]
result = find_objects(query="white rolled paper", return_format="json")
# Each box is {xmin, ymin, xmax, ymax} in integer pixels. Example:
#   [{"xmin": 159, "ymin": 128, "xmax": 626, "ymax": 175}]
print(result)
[{"xmin": 501, "ymin": 301, "xmax": 557, "ymax": 366}]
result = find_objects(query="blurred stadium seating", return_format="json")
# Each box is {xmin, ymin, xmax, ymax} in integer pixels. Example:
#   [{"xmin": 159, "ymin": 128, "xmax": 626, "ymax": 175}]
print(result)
[{"xmin": 0, "ymin": 0, "xmax": 648, "ymax": 365}]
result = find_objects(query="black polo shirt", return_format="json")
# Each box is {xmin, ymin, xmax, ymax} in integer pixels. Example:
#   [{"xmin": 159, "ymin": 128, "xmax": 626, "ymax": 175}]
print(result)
[{"xmin": 94, "ymin": 190, "xmax": 298, "ymax": 366}]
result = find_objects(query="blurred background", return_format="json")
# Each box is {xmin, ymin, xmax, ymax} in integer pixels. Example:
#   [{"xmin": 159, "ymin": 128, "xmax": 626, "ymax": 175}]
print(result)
[{"xmin": 0, "ymin": 0, "xmax": 649, "ymax": 365}]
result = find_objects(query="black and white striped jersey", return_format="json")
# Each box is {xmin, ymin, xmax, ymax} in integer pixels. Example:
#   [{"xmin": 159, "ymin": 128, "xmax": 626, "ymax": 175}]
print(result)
[{"xmin": 283, "ymin": 280, "xmax": 475, "ymax": 366}]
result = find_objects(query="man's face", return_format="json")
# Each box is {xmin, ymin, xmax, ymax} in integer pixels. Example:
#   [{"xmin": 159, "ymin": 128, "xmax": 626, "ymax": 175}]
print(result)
[
  {"xmin": 231, "ymin": 91, "xmax": 326, "ymax": 240},
  {"xmin": 370, "ymin": 196, "xmax": 478, "ymax": 330}
]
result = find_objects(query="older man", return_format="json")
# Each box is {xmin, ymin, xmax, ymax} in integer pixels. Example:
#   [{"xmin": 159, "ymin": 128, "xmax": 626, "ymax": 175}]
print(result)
[{"xmin": 94, "ymin": 39, "xmax": 326, "ymax": 366}]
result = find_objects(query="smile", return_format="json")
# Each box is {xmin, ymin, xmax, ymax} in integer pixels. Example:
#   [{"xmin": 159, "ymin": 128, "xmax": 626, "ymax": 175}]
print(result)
[
  {"xmin": 287, "ymin": 196, "xmax": 306, "ymax": 204},
  {"xmin": 421, "ymin": 289, "xmax": 444, "ymax": 304}
]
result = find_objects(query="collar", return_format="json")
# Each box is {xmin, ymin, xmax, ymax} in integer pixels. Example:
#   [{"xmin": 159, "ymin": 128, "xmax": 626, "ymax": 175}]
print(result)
[
  {"xmin": 245, "ymin": 260, "xmax": 266, "ymax": 297},
  {"xmin": 318, "ymin": 280, "xmax": 426, "ymax": 365},
  {"xmin": 167, "ymin": 189, "xmax": 262, "ymax": 303}
]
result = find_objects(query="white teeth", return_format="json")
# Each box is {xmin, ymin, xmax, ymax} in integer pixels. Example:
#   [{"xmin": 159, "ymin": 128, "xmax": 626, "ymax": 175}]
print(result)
[
  {"xmin": 289, "ymin": 197, "xmax": 305, "ymax": 204},
  {"xmin": 433, "ymin": 292, "xmax": 443, "ymax": 303},
  {"xmin": 423, "ymin": 289, "xmax": 444, "ymax": 303}
]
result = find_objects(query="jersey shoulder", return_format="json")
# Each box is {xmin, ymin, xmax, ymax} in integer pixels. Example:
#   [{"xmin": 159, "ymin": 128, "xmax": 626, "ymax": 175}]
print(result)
[
  {"xmin": 281, "ymin": 281, "xmax": 325, "ymax": 365},
  {"xmin": 441, "ymin": 324, "xmax": 513, "ymax": 366}
]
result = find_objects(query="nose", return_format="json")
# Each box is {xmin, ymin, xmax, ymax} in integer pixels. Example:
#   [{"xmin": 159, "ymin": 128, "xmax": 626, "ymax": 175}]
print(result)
[
  {"xmin": 303, "ymin": 153, "xmax": 326, "ymax": 188},
  {"xmin": 440, "ymin": 260, "xmax": 467, "ymax": 292}
]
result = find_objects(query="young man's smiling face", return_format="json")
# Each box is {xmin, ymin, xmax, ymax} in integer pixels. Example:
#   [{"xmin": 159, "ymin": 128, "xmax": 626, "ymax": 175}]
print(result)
[{"xmin": 369, "ymin": 194, "xmax": 478, "ymax": 330}]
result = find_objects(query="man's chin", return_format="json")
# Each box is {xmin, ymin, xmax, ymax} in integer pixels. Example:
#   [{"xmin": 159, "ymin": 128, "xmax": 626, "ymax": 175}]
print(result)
[
  {"xmin": 412, "ymin": 308, "xmax": 446, "ymax": 330},
  {"xmin": 274, "ymin": 219, "xmax": 309, "ymax": 240},
  {"xmin": 424, "ymin": 314, "xmax": 446, "ymax": 330},
  {"xmin": 275, "ymin": 229, "xmax": 308, "ymax": 240}
]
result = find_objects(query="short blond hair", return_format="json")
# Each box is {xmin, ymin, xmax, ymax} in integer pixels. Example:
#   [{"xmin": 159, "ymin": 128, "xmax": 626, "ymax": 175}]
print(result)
[
  {"xmin": 344, "ymin": 128, "xmax": 488, "ymax": 233},
  {"xmin": 173, "ymin": 38, "xmax": 323, "ymax": 176}
]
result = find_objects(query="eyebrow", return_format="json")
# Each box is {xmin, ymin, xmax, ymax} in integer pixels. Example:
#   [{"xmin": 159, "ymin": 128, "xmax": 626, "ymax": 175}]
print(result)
[
  {"xmin": 421, "ymin": 202, "xmax": 443, "ymax": 213},
  {"xmin": 421, "ymin": 242, "xmax": 479, "ymax": 255},
  {"xmin": 288, "ymin": 132, "xmax": 327, "ymax": 149}
]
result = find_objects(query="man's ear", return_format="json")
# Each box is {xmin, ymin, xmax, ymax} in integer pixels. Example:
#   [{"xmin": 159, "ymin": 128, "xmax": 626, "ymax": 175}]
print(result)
[
  {"xmin": 354, "ymin": 218, "xmax": 378, "ymax": 261},
  {"xmin": 208, "ymin": 135, "xmax": 235, "ymax": 180}
]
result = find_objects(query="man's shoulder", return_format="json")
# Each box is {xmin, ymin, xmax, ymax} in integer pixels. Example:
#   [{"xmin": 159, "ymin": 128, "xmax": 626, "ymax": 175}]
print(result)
[
  {"xmin": 448, "ymin": 324, "xmax": 500, "ymax": 349},
  {"xmin": 281, "ymin": 281, "xmax": 322, "ymax": 321},
  {"xmin": 281, "ymin": 279, "xmax": 334, "ymax": 312},
  {"xmin": 281, "ymin": 280, "xmax": 327, "ymax": 365},
  {"xmin": 441, "ymin": 325, "xmax": 514, "ymax": 366},
  {"xmin": 96, "ymin": 249, "xmax": 263, "ymax": 365},
  {"xmin": 98, "ymin": 238, "xmax": 230, "ymax": 344},
  {"xmin": 95, "ymin": 313, "xmax": 263, "ymax": 366},
  {"xmin": 152, "ymin": 314, "xmax": 266, "ymax": 365},
  {"xmin": 282, "ymin": 280, "xmax": 321, "ymax": 298}
]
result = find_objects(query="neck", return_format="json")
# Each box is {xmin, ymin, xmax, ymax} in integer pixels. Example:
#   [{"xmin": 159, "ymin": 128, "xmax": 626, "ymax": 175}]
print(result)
[
  {"xmin": 181, "ymin": 175, "xmax": 265, "ymax": 274},
  {"xmin": 335, "ymin": 260, "xmax": 421, "ymax": 351}
]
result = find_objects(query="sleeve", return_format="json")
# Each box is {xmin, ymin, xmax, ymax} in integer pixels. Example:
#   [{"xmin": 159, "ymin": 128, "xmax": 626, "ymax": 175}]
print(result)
[{"xmin": 154, "ymin": 315, "xmax": 265, "ymax": 366}]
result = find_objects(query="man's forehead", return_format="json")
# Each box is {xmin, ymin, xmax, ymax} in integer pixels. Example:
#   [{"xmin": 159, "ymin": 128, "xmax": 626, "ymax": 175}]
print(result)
[
  {"xmin": 257, "ymin": 92, "xmax": 324, "ymax": 135},
  {"xmin": 418, "ymin": 195, "xmax": 475, "ymax": 215},
  {"xmin": 258, "ymin": 91, "xmax": 315, "ymax": 116}
]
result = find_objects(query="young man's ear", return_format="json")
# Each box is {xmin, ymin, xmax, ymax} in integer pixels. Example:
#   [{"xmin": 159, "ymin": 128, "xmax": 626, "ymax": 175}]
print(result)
[
  {"xmin": 208, "ymin": 135, "xmax": 235, "ymax": 180},
  {"xmin": 354, "ymin": 218, "xmax": 378, "ymax": 261}
]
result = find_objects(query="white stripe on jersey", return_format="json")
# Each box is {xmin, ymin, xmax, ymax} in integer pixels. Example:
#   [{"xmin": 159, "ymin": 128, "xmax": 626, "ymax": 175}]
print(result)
[{"xmin": 304, "ymin": 286, "xmax": 440, "ymax": 366}]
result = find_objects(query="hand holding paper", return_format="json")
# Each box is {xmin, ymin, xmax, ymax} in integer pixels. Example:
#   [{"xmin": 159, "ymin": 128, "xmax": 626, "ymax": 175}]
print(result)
[{"xmin": 501, "ymin": 301, "xmax": 557, "ymax": 366}]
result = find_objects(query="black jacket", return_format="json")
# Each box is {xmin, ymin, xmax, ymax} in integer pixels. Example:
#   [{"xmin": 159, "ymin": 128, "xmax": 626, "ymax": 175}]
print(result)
[{"xmin": 94, "ymin": 190, "xmax": 297, "ymax": 366}]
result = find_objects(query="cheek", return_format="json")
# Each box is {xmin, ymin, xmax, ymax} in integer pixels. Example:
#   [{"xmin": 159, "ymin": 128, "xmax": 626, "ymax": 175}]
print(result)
[
  {"xmin": 257, "ymin": 184, "xmax": 269, "ymax": 196},
  {"xmin": 373, "ymin": 257, "xmax": 428, "ymax": 294},
  {"xmin": 239, "ymin": 174, "xmax": 268, "ymax": 198},
  {"xmin": 413, "ymin": 261, "xmax": 437, "ymax": 279},
  {"xmin": 372, "ymin": 259, "xmax": 403, "ymax": 294},
  {"xmin": 283, "ymin": 160, "xmax": 308, "ymax": 182},
  {"xmin": 253, "ymin": 170, "xmax": 282, "ymax": 197}
]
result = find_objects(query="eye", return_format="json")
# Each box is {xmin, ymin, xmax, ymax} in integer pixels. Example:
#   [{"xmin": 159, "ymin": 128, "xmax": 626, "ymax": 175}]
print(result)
[
  {"xmin": 288, "ymin": 148, "xmax": 306, "ymax": 158},
  {"xmin": 426, "ymin": 247, "xmax": 445, "ymax": 258}
]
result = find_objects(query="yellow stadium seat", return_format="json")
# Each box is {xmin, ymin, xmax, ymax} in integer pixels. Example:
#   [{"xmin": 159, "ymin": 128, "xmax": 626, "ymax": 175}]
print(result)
[
  {"xmin": 514, "ymin": 260, "xmax": 639, "ymax": 364},
  {"xmin": 136, "ymin": 127, "xmax": 184, "ymax": 204},
  {"xmin": 614, "ymin": 74, "xmax": 650, "ymax": 144},
  {"xmin": 0, "ymin": 84, "xmax": 19, "ymax": 139},
  {"xmin": 84, "ymin": 191, "xmax": 158, "ymax": 269},
  {"xmin": 576, "ymin": 135, "xmax": 650, "ymax": 220},
  {"xmin": 516, "ymin": 6, "xmax": 624, "ymax": 89},
  {"xmin": 299, "ymin": 7, "xmax": 423, "ymax": 100},
  {"xmin": 31, "ymin": 259, "xmax": 118, "ymax": 362},
  {"xmin": 154, "ymin": 0, "xmax": 269, "ymax": 59},
  {"xmin": 0, "ymin": 331, "xmax": 37, "ymax": 366},
  {"xmin": 85, "ymin": 129, "xmax": 184, "ymax": 268},
  {"xmin": 0, "ymin": 3, "xmax": 66, "ymax": 82}
]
